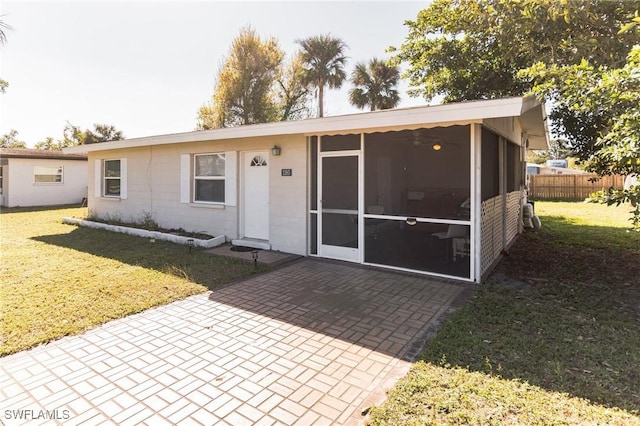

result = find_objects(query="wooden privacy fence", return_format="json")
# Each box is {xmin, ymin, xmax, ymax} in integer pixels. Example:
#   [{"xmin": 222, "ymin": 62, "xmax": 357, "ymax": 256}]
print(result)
[{"xmin": 529, "ymin": 174, "xmax": 624, "ymax": 201}]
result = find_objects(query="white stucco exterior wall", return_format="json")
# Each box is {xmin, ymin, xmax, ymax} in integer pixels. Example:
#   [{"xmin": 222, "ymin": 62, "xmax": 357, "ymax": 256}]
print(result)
[
  {"xmin": 267, "ymin": 138, "xmax": 308, "ymax": 255},
  {"xmin": 87, "ymin": 135, "xmax": 308, "ymax": 256},
  {"xmin": 3, "ymin": 158, "xmax": 88, "ymax": 207}
]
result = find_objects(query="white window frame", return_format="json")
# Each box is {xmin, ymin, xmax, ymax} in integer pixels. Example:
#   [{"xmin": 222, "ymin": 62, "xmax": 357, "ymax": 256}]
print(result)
[
  {"xmin": 103, "ymin": 159, "xmax": 121, "ymax": 198},
  {"xmin": 193, "ymin": 153, "xmax": 226, "ymax": 204},
  {"xmin": 34, "ymin": 166, "xmax": 64, "ymax": 184}
]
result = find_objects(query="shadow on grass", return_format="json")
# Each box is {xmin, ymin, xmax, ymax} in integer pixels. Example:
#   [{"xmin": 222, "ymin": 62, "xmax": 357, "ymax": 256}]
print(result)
[
  {"xmin": 418, "ymin": 217, "xmax": 640, "ymax": 413},
  {"xmin": 1, "ymin": 204, "xmax": 86, "ymax": 214},
  {"xmin": 32, "ymin": 226, "xmax": 267, "ymax": 290}
]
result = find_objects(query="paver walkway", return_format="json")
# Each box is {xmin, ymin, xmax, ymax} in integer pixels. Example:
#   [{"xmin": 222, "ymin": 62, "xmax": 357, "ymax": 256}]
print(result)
[{"xmin": 0, "ymin": 260, "xmax": 470, "ymax": 425}]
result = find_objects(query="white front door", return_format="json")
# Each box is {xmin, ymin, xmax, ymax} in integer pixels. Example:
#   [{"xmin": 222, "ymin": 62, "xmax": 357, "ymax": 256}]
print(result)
[{"xmin": 243, "ymin": 151, "xmax": 270, "ymax": 240}]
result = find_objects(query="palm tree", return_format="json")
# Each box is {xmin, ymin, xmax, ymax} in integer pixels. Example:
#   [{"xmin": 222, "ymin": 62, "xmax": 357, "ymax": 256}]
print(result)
[
  {"xmin": 349, "ymin": 58, "xmax": 400, "ymax": 111},
  {"xmin": 0, "ymin": 17, "xmax": 12, "ymax": 93},
  {"xmin": 296, "ymin": 34, "xmax": 348, "ymax": 117},
  {"xmin": 0, "ymin": 16, "xmax": 12, "ymax": 45}
]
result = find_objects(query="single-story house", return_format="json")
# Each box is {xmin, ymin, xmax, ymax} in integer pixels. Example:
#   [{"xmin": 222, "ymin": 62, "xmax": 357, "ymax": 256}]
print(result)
[
  {"xmin": 0, "ymin": 148, "xmax": 88, "ymax": 208},
  {"xmin": 64, "ymin": 96, "xmax": 549, "ymax": 283}
]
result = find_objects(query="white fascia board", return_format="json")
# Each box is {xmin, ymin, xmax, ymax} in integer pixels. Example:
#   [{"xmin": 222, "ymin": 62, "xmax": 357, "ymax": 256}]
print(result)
[
  {"xmin": 520, "ymin": 102, "xmax": 550, "ymax": 150},
  {"xmin": 63, "ymin": 97, "xmax": 536, "ymax": 154}
]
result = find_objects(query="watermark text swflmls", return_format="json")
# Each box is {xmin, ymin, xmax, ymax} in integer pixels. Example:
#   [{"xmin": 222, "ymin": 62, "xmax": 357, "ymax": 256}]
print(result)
[{"xmin": 4, "ymin": 408, "xmax": 71, "ymax": 421}]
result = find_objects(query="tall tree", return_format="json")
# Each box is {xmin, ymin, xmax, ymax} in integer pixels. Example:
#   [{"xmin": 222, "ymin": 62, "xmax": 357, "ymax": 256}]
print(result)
[
  {"xmin": 34, "ymin": 137, "xmax": 61, "ymax": 150},
  {"xmin": 198, "ymin": 27, "xmax": 284, "ymax": 129},
  {"xmin": 275, "ymin": 53, "xmax": 312, "ymax": 121},
  {"xmin": 349, "ymin": 58, "xmax": 400, "ymax": 111},
  {"xmin": 297, "ymin": 34, "xmax": 348, "ymax": 117},
  {"xmin": 390, "ymin": 0, "xmax": 638, "ymax": 103},
  {"xmin": 63, "ymin": 122, "xmax": 124, "ymax": 145},
  {"xmin": 0, "ymin": 16, "xmax": 11, "ymax": 45},
  {"xmin": 1, "ymin": 16, "xmax": 13, "ymax": 93},
  {"xmin": 85, "ymin": 124, "xmax": 124, "ymax": 144},
  {"xmin": 525, "ymin": 46, "xmax": 640, "ymax": 228},
  {"xmin": 0, "ymin": 130, "xmax": 27, "ymax": 148}
]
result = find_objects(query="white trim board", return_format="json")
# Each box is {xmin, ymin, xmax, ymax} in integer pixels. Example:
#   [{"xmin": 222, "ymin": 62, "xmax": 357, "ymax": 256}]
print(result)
[{"xmin": 64, "ymin": 97, "xmax": 547, "ymax": 154}]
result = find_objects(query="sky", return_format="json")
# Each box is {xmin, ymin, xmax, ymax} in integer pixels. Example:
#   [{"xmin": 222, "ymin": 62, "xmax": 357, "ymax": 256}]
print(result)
[{"xmin": 0, "ymin": 0, "xmax": 429, "ymax": 147}]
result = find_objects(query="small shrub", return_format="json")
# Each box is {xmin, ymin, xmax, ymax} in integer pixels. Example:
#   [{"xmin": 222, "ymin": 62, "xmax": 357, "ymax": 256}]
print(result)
[{"xmin": 139, "ymin": 211, "xmax": 159, "ymax": 231}]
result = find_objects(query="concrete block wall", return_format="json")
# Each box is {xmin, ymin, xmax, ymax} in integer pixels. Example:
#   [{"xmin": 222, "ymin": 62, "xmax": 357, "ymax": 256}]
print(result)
[{"xmin": 88, "ymin": 134, "xmax": 308, "ymax": 256}]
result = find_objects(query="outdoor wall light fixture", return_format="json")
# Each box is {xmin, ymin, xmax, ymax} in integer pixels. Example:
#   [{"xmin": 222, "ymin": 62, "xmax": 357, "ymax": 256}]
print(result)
[
  {"xmin": 432, "ymin": 143, "xmax": 442, "ymax": 151},
  {"xmin": 406, "ymin": 218, "xmax": 417, "ymax": 226},
  {"xmin": 271, "ymin": 145, "xmax": 281, "ymax": 156},
  {"xmin": 252, "ymin": 250, "xmax": 259, "ymax": 268}
]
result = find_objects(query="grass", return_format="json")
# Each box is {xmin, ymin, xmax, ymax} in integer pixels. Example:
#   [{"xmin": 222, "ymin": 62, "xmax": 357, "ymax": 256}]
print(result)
[
  {"xmin": 0, "ymin": 205, "xmax": 267, "ymax": 356},
  {"xmin": 368, "ymin": 201, "xmax": 640, "ymax": 425}
]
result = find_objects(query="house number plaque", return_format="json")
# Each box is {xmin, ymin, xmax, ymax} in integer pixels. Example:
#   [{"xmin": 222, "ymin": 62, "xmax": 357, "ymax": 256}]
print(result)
[{"xmin": 281, "ymin": 169, "xmax": 292, "ymax": 177}]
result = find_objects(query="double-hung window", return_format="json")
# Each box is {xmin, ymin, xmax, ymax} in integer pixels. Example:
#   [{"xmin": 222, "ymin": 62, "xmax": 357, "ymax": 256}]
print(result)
[
  {"xmin": 34, "ymin": 166, "xmax": 63, "ymax": 183},
  {"xmin": 103, "ymin": 159, "xmax": 121, "ymax": 197},
  {"xmin": 94, "ymin": 158, "xmax": 127, "ymax": 199},
  {"xmin": 194, "ymin": 153, "xmax": 225, "ymax": 203}
]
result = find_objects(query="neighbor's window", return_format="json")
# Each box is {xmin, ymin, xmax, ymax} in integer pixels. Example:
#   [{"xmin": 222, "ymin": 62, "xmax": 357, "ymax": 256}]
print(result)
[
  {"xmin": 194, "ymin": 153, "xmax": 225, "ymax": 203},
  {"xmin": 34, "ymin": 166, "xmax": 63, "ymax": 183},
  {"xmin": 103, "ymin": 160, "xmax": 121, "ymax": 197}
]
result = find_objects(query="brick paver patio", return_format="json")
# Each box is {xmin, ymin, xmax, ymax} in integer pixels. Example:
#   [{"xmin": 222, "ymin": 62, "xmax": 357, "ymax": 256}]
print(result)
[{"xmin": 0, "ymin": 259, "xmax": 470, "ymax": 425}]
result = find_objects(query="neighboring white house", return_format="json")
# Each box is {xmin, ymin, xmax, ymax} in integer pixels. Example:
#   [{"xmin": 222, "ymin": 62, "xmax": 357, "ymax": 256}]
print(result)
[
  {"xmin": 0, "ymin": 148, "xmax": 88, "ymax": 208},
  {"xmin": 64, "ymin": 96, "xmax": 549, "ymax": 283},
  {"xmin": 526, "ymin": 163, "xmax": 588, "ymax": 175}
]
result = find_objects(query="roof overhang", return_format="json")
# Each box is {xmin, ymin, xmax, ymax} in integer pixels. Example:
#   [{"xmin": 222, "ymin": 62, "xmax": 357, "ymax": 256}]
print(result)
[
  {"xmin": 0, "ymin": 148, "xmax": 87, "ymax": 160},
  {"xmin": 519, "ymin": 97, "xmax": 550, "ymax": 150},
  {"xmin": 64, "ymin": 96, "xmax": 549, "ymax": 154}
]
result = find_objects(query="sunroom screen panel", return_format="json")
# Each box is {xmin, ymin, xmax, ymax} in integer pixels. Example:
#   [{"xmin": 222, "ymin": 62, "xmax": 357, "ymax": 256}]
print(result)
[{"xmin": 364, "ymin": 127, "xmax": 471, "ymax": 220}]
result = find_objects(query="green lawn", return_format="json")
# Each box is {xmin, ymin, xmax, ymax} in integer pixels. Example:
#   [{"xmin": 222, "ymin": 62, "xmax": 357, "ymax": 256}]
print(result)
[
  {"xmin": 368, "ymin": 202, "xmax": 640, "ymax": 425},
  {"xmin": 0, "ymin": 206, "xmax": 267, "ymax": 356}
]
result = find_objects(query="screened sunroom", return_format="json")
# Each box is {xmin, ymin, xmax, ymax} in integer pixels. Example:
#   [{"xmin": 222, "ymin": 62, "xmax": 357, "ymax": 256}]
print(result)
[{"xmin": 308, "ymin": 100, "xmax": 547, "ymax": 283}]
